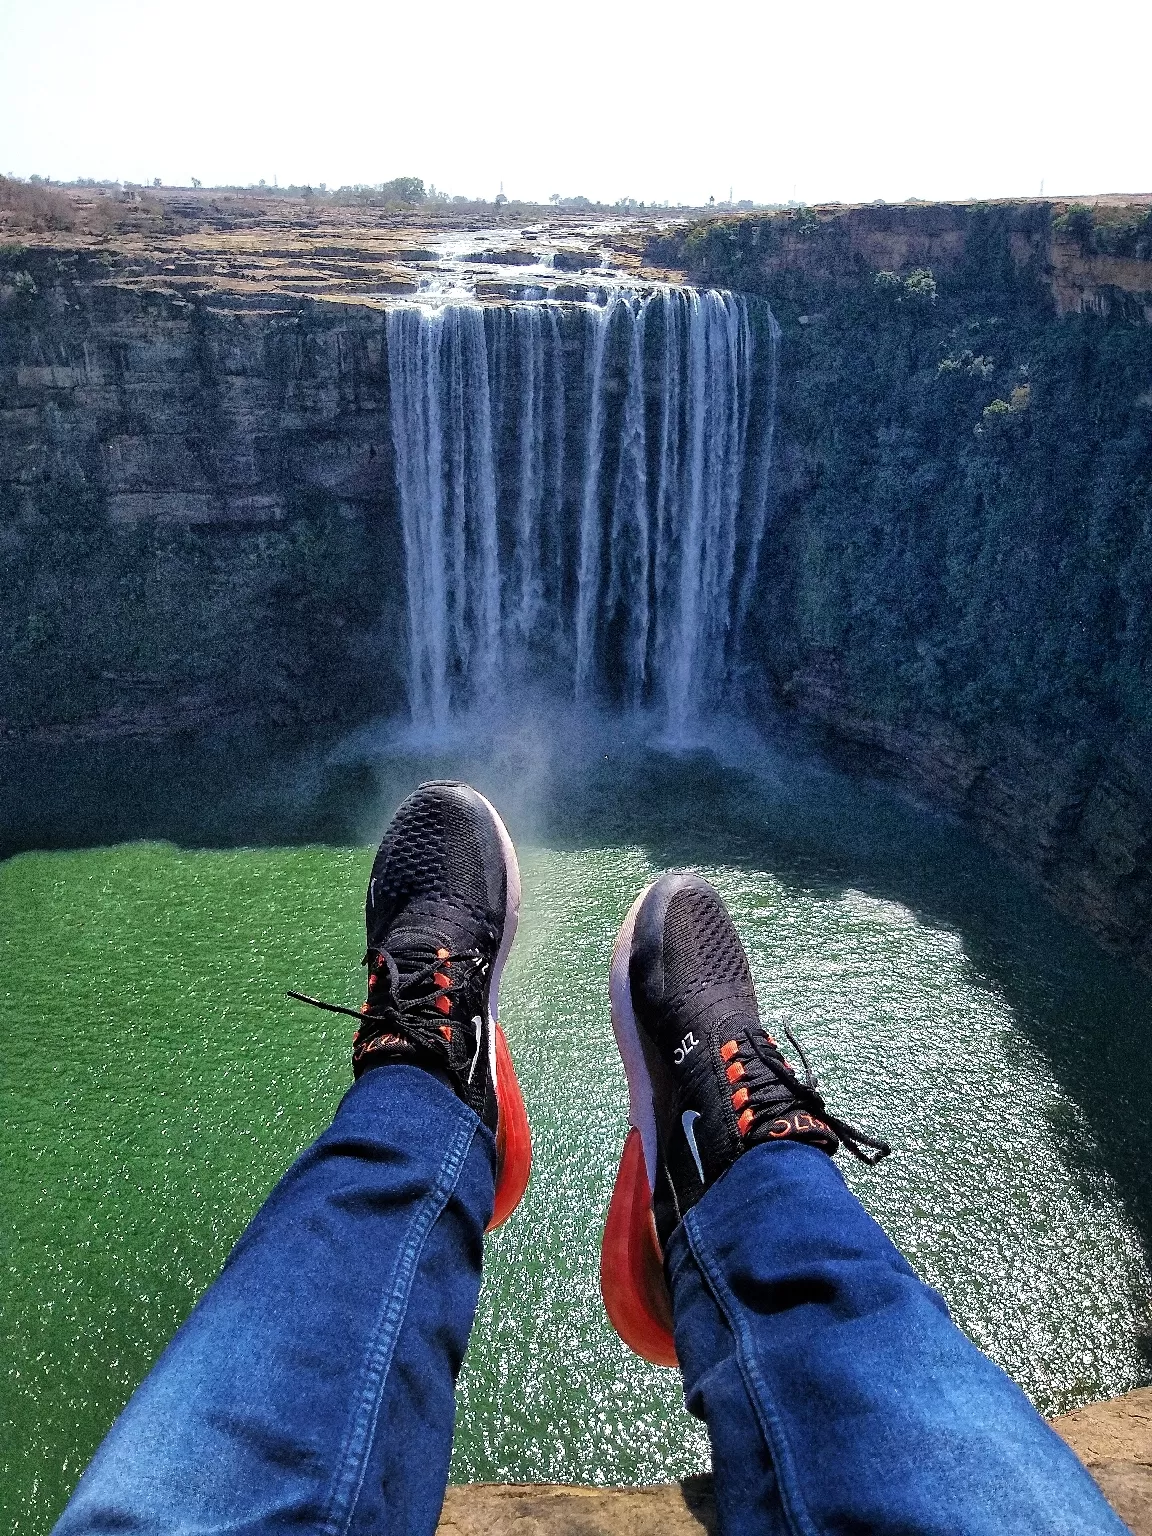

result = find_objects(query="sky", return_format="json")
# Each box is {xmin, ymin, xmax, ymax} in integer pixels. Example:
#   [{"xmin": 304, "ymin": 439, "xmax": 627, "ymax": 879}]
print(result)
[{"xmin": 1, "ymin": 0, "xmax": 1149, "ymax": 207}]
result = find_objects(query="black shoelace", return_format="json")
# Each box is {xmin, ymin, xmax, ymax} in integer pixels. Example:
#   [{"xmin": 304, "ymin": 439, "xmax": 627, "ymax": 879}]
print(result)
[
  {"xmin": 738, "ymin": 1024, "xmax": 892, "ymax": 1166},
  {"xmin": 287, "ymin": 942, "xmax": 490, "ymax": 1075}
]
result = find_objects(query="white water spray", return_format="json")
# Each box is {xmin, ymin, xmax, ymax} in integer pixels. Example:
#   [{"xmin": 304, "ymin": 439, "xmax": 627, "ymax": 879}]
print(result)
[{"xmin": 386, "ymin": 289, "xmax": 779, "ymax": 734}]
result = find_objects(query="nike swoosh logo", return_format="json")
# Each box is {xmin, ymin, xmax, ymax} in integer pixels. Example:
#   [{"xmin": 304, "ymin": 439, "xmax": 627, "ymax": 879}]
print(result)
[
  {"xmin": 467, "ymin": 1015, "xmax": 484, "ymax": 1082},
  {"xmin": 682, "ymin": 1110, "xmax": 705, "ymax": 1184}
]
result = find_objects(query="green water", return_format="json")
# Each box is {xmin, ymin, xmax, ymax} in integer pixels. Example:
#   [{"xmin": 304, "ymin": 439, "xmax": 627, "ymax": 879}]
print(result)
[{"xmin": 3, "ymin": 724, "xmax": 1152, "ymax": 1531}]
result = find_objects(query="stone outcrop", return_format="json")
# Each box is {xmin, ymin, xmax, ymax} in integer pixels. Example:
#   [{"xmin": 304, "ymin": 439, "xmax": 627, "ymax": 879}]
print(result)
[
  {"xmin": 436, "ymin": 1388, "xmax": 1152, "ymax": 1535},
  {"xmin": 437, "ymin": 1476, "xmax": 715, "ymax": 1534},
  {"xmin": 1054, "ymin": 1386, "xmax": 1152, "ymax": 1533}
]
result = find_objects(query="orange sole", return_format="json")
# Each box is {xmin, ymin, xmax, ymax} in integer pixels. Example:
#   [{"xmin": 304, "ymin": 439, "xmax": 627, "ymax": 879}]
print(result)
[
  {"xmin": 487, "ymin": 1023, "xmax": 532, "ymax": 1231},
  {"xmin": 600, "ymin": 1127, "xmax": 678, "ymax": 1366}
]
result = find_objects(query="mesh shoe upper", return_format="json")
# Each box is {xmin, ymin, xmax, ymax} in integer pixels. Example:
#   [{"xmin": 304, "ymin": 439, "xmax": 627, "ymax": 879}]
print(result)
[
  {"xmin": 365, "ymin": 783, "xmax": 501, "ymax": 954},
  {"xmin": 357, "ymin": 782, "xmax": 510, "ymax": 1130},
  {"xmin": 628, "ymin": 872, "xmax": 889, "ymax": 1244},
  {"xmin": 289, "ymin": 781, "xmax": 511, "ymax": 1133}
]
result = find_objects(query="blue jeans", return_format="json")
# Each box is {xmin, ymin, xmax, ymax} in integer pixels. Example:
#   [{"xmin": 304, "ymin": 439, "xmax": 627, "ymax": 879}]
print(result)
[{"xmin": 54, "ymin": 1066, "xmax": 1123, "ymax": 1536}]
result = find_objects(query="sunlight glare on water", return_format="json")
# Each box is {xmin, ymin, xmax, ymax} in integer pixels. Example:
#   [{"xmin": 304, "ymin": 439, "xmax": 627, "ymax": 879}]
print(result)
[
  {"xmin": 3, "ymin": 739, "xmax": 1151, "ymax": 1529},
  {"xmin": 455, "ymin": 845, "xmax": 1151, "ymax": 1486}
]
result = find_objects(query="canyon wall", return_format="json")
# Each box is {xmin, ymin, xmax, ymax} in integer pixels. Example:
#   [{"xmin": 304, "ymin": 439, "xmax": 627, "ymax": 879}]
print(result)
[
  {"xmin": 0, "ymin": 249, "xmax": 406, "ymax": 738},
  {"xmin": 655, "ymin": 202, "xmax": 1152, "ymax": 970},
  {"xmin": 3, "ymin": 201, "xmax": 1152, "ymax": 972}
]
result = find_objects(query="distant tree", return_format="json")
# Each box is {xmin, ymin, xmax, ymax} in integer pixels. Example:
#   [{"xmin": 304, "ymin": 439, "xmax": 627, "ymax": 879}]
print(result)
[
  {"xmin": 379, "ymin": 176, "xmax": 425, "ymax": 204},
  {"xmin": 191, "ymin": 177, "xmax": 201, "ymax": 188}
]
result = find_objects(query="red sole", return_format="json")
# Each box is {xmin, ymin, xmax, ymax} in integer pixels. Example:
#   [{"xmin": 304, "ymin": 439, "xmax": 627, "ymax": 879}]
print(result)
[
  {"xmin": 600, "ymin": 1127, "xmax": 678, "ymax": 1366},
  {"xmin": 487, "ymin": 1023, "xmax": 532, "ymax": 1231}
]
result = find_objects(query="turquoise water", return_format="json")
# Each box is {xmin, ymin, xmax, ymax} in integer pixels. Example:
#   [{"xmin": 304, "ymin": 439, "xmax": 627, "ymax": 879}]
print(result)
[{"xmin": 3, "ymin": 721, "xmax": 1151, "ymax": 1530}]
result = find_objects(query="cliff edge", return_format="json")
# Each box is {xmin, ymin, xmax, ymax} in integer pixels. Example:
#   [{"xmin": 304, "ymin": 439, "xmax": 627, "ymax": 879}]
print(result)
[{"xmin": 436, "ymin": 1387, "xmax": 1152, "ymax": 1534}]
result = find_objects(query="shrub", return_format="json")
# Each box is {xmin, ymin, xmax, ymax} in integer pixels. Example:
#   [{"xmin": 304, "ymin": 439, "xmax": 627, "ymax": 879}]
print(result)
[
  {"xmin": 0, "ymin": 176, "xmax": 77, "ymax": 232},
  {"xmin": 903, "ymin": 268, "xmax": 938, "ymax": 304},
  {"xmin": 976, "ymin": 384, "xmax": 1030, "ymax": 433},
  {"xmin": 1054, "ymin": 203, "xmax": 1095, "ymax": 253},
  {"xmin": 876, "ymin": 268, "xmax": 937, "ymax": 305}
]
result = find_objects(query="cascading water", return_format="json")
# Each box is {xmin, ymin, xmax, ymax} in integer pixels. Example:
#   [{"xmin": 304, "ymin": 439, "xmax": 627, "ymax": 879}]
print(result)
[{"xmin": 385, "ymin": 288, "xmax": 779, "ymax": 738}]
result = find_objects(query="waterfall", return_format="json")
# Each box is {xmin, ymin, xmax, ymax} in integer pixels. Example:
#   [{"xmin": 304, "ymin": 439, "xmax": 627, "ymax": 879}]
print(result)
[
  {"xmin": 385, "ymin": 288, "xmax": 778, "ymax": 734},
  {"xmin": 387, "ymin": 306, "xmax": 501, "ymax": 731}
]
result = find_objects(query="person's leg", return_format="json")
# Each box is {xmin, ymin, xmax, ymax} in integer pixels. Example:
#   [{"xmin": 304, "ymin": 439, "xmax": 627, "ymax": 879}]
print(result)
[
  {"xmin": 56, "ymin": 1064, "xmax": 494, "ymax": 1536},
  {"xmin": 667, "ymin": 1140, "xmax": 1125, "ymax": 1536},
  {"xmin": 55, "ymin": 780, "xmax": 532, "ymax": 1536},
  {"xmin": 601, "ymin": 871, "xmax": 1124, "ymax": 1536}
]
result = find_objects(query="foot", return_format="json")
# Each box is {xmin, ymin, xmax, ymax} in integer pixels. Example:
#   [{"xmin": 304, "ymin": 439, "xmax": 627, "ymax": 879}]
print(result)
[
  {"xmin": 600, "ymin": 871, "xmax": 889, "ymax": 1364},
  {"xmin": 290, "ymin": 780, "xmax": 532, "ymax": 1230}
]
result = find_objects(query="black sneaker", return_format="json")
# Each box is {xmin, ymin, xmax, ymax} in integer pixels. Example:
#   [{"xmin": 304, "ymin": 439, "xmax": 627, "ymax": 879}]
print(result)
[
  {"xmin": 289, "ymin": 780, "xmax": 531, "ymax": 1231},
  {"xmin": 600, "ymin": 871, "xmax": 889, "ymax": 1364}
]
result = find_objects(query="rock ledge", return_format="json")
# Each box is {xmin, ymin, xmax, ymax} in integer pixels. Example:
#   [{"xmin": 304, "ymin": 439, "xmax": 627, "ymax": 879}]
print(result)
[{"xmin": 438, "ymin": 1387, "xmax": 1152, "ymax": 1534}]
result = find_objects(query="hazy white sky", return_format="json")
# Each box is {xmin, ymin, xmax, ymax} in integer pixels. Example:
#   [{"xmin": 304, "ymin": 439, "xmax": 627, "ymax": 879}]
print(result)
[{"xmin": 2, "ymin": 0, "xmax": 1149, "ymax": 206}]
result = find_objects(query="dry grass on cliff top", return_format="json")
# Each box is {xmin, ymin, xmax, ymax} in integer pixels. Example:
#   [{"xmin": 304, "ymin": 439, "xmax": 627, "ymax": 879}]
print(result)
[{"xmin": 0, "ymin": 176, "xmax": 172, "ymax": 238}]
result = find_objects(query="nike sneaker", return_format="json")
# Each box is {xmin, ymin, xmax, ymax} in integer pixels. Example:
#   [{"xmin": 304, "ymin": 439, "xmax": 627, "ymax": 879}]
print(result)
[
  {"xmin": 600, "ymin": 871, "xmax": 889, "ymax": 1365},
  {"xmin": 289, "ymin": 780, "xmax": 531, "ymax": 1231}
]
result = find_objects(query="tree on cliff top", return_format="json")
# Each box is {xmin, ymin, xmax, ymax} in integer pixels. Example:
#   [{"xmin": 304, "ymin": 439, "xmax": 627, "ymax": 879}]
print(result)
[{"xmin": 379, "ymin": 177, "xmax": 425, "ymax": 204}]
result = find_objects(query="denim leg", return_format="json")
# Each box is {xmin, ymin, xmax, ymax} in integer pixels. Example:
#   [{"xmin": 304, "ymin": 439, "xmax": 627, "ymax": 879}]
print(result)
[
  {"xmin": 667, "ymin": 1140, "xmax": 1125, "ymax": 1536},
  {"xmin": 54, "ymin": 1065, "xmax": 495, "ymax": 1536}
]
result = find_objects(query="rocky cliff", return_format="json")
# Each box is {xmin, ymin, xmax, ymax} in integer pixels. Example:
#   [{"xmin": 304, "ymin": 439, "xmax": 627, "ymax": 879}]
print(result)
[
  {"xmin": 0, "ymin": 247, "xmax": 408, "ymax": 738},
  {"xmin": 647, "ymin": 197, "xmax": 1152, "ymax": 318},
  {"xmin": 3, "ymin": 197, "xmax": 1151, "ymax": 975},
  {"xmin": 651, "ymin": 200, "xmax": 1152, "ymax": 973},
  {"xmin": 0, "ymin": 197, "xmax": 659, "ymax": 742}
]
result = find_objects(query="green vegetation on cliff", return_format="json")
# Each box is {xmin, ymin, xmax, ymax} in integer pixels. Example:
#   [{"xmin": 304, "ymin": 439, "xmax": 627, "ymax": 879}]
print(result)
[
  {"xmin": 667, "ymin": 206, "xmax": 1152, "ymax": 750},
  {"xmin": 2, "ymin": 509, "xmax": 388, "ymax": 733},
  {"xmin": 1054, "ymin": 203, "xmax": 1152, "ymax": 260}
]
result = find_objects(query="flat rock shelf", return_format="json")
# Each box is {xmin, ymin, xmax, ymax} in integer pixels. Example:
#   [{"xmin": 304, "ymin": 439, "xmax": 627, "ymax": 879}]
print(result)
[{"xmin": 437, "ymin": 1387, "xmax": 1152, "ymax": 1535}]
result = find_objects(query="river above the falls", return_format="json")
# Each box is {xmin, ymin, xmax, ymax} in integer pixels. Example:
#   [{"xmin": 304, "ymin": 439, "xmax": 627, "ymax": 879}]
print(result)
[{"xmin": 3, "ymin": 716, "xmax": 1152, "ymax": 1529}]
